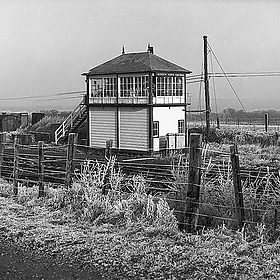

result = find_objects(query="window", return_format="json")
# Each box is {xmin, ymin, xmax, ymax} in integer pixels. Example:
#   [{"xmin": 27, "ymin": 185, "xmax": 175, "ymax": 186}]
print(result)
[
  {"xmin": 104, "ymin": 77, "xmax": 117, "ymax": 97},
  {"xmin": 157, "ymin": 76, "xmax": 166, "ymax": 96},
  {"xmin": 175, "ymin": 77, "xmax": 183, "ymax": 96},
  {"xmin": 156, "ymin": 75, "xmax": 184, "ymax": 97},
  {"xmin": 90, "ymin": 77, "xmax": 117, "ymax": 97},
  {"xmin": 120, "ymin": 76, "xmax": 149, "ymax": 97},
  {"xmin": 167, "ymin": 77, "xmax": 173, "ymax": 96},
  {"xmin": 120, "ymin": 77, "xmax": 133, "ymax": 97},
  {"xmin": 178, "ymin": 120, "xmax": 185, "ymax": 133},
  {"xmin": 90, "ymin": 78, "xmax": 103, "ymax": 97},
  {"xmin": 153, "ymin": 121, "xmax": 159, "ymax": 138}
]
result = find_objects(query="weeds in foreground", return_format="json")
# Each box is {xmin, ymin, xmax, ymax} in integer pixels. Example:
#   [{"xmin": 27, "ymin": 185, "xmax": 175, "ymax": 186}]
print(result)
[
  {"xmin": 1, "ymin": 191, "xmax": 279, "ymax": 280},
  {"xmin": 1, "ymin": 142, "xmax": 279, "ymax": 239},
  {"xmin": 46, "ymin": 158, "xmax": 178, "ymax": 234},
  {"xmin": 198, "ymin": 155, "xmax": 280, "ymax": 237}
]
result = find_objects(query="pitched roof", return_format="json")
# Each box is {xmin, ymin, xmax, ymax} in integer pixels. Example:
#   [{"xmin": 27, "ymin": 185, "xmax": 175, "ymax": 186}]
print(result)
[{"xmin": 84, "ymin": 52, "xmax": 191, "ymax": 75}]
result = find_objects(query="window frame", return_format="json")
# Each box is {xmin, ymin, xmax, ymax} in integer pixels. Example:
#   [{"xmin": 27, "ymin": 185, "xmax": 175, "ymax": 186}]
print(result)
[
  {"xmin": 153, "ymin": 121, "xmax": 159, "ymax": 138},
  {"xmin": 178, "ymin": 119, "xmax": 185, "ymax": 133},
  {"xmin": 90, "ymin": 76, "xmax": 117, "ymax": 98},
  {"xmin": 120, "ymin": 75, "xmax": 149, "ymax": 97},
  {"xmin": 156, "ymin": 75, "xmax": 184, "ymax": 97}
]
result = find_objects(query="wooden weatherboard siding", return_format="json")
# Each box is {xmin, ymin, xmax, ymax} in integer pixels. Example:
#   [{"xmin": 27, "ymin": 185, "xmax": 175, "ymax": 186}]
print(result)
[
  {"xmin": 119, "ymin": 107, "xmax": 149, "ymax": 151},
  {"xmin": 89, "ymin": 107, "xmax": 117, "ymax": 148}
]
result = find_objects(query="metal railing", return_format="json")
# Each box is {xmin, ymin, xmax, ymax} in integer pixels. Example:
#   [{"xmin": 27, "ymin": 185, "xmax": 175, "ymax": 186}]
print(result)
[
  {"xmin": 88, "ymin": 93, "xmax": 191, "ymax": 105},
  {"xmin": 153, "ymin": 94, "xmax": 191, "ymax": 105},
  {"xmin": 55, "ymin": 100, "xmax": 87, "ymax": 144}
]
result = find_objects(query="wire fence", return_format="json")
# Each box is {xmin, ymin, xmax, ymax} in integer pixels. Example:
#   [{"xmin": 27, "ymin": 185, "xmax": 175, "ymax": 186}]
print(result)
[{"xmin": 0, "ymin": 132, "xmax": 279, "ymax": 233}]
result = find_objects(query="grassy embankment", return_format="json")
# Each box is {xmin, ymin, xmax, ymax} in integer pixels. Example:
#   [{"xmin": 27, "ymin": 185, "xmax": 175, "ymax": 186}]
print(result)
[{"xmin": 0, "ymin": 155, "xmax": 280, "ymax": 279}]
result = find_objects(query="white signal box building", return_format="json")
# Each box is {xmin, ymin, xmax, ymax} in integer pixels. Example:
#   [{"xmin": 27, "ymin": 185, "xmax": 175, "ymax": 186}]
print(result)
[
  {"xmin": 82, "ymin": 46, "xmax": 192, "ymax": 152},
  {"xmin": 55, "ymin": 46, "xmax": 192, "ymax": 152}
]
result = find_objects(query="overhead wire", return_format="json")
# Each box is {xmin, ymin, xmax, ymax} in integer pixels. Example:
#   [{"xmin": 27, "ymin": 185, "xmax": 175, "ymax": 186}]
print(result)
[
  {"xmin": 198, "ymin": 61, "xmax": 204, "ymax": 124},
  {"xmin": 187, "ymin": 71, "xmax": 280, "ymax": 79},
  {"xmin": 206, "ymin": 42, "xmax": 252, "ymax": 123},
  {"xmin": 209, "ymin": 50, "xmax": 218, "ymax": 116},
  {"xmin": 0, "ymin": 90, "xmax": 86, "ymax": 102},
  {"xmin": 2, "ymin": 70, "xmax": 279, "ymax": 103}
]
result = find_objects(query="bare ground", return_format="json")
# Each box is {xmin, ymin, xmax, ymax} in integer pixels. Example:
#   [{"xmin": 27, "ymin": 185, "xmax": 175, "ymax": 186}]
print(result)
[{"xmin": 0, "ymin": 235, "xmax": 103, "ymax": 280}]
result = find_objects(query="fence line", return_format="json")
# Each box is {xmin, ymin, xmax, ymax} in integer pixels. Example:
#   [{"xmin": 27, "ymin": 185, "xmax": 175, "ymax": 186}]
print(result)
[{"xmin": 0, "ymin": 132, "xmax": 279, "ymax": 233}]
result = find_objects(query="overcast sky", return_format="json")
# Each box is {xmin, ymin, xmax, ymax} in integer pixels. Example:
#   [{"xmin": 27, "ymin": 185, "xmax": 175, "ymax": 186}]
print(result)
[{"xmin": 1, "ymin": 0, "xmax": 280, "ymax": 112}]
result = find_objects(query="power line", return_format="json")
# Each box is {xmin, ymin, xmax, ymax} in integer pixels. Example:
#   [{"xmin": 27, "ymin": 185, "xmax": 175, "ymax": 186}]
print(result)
[
  {"xmin": 2, "ymin": 69, "xmax": 279, "ymax": 103},
  {"xmin": 187, "ymin": 72, "xmax": 280, "ymax": 80},
  {"xmin": 186, "ymin": 79, "xmax": 204, "ymax": 84},
  {"xmin": 207, "ymin": 42, "xmax": 251, "ymax": 122},
  {"xmin": 212, "ymin": 73, "xmax": 280, "ymax": 78},
  {"xmin": 56, "ymin": 90, "xmax": 86, "ymax": 96},
  {"xmin": 0, "ymin": 90, "xmax": 86, "ymax": 101},
  {"xmin": 38, "ymin": 96, "xmax": 83, "ymax": 102},
  {"xmin": 209, "ymin": 51, "xmax": 218, "ymax": 115},
  {"xmin": 198, "ymin": 61, "xmax": 204, "ymax": 113}
]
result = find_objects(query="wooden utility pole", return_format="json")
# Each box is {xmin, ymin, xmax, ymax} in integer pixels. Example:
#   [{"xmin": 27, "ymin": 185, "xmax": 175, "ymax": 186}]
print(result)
[
  {"xmin": 186, "ymin": 133, "xmax": 203, "ymax": 232},
  {"xmin": 203, "ymin": 35, "xmax": 211, "ymax": 141}
]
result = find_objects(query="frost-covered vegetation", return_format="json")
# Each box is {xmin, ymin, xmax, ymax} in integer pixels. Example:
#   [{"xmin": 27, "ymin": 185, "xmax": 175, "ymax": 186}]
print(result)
[
  {"xmin": 0, "ymin": 153, "xmax": 279, "ymax": 279},
  {"xmin": 0, "ymin": 192, "xmax": 279, "ymax": 279}
]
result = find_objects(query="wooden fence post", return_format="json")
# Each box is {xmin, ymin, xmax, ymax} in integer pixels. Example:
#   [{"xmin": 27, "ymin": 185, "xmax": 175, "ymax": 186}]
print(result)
[
  {"xmin": 274, "ymin": 208, "xmax": 278, "ymax": 232},
  {"xmin": 0, "ymin": 133, "xmax": 4, "ymax": 178},
  {"xmin": 264, "ymin": 113, "xmax": 268, "ymax": 132},
  {"xmin": 13, "ymin": 137, "xmax": 19, "ymax": 196},
  {"xmin": 216, "ymin": 117, "xmax": 220, "ymax": 129},
  {"xmin": 65, "ymin": 133, "xmax": 77, "ymax": 188},
  {"xmin": 230, "ymin": 144, "xmax": 245, "ymax": 229},
  {"xmin": 38, "ymin": 141, "xmax": 44, "ymax": 197},
  {"xmin": 185, "ymin": 133, "xmax": 203, "ymax": 232},
  {"xmin": 105, "ymin": 139, "xmax": 113, "ymax": 158}
]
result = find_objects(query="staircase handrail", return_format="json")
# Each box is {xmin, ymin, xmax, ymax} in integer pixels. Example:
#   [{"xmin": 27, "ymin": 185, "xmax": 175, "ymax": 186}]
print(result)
[{"xmin": 55, "ymin": 99, "xmax": 87, "ymax": 144}]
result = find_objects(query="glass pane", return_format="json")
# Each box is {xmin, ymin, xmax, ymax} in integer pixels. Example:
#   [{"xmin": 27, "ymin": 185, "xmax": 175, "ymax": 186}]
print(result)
[
  {"xmin": 142, "ymin": 76, "xmax": 149, "ymax": 96},
  {"xmin": 91, "ymin": 78, "xmax": 103, "ymax": 97},
  {"xmin": 156, "ymin": 76, "xmax": 166, "ymax": 96},
  {"xmin": 153, "ymin": 121, "xmax": 159, "ymax": 137},
  {"xmin": 167, "ymin": 77, "xmax": 173, "ymax": 96},
  {"xmin": 178, "ymin": 120, "xmax": 184, "ymax": 133},
  {"xmin": 176, "ymin": 77, "xmax": 183, "ymax": 96}
]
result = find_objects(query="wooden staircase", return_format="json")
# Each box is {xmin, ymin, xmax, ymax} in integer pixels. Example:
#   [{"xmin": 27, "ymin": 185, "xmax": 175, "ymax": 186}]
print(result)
[{"xmin": 55, "ymin": 100, "xmax": 87, "ymax": 144}]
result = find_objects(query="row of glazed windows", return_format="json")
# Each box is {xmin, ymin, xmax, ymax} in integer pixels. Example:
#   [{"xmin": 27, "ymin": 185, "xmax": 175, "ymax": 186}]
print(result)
[
  {"xmin": 91, "ymin": 77, "xmax": 117, "ymax": 98},
  {"xmin": 90, "ymin": 76, "xmax": 184, "ymax": 98},
  {"xmin": 153, "ymin": 120, "xmax": 185, "ymax": 137},
  {"xmin": 156, "ymin": 76, "xmax": 183, "ymax": 96},
  {"xmin": 120, "ymin": 76, "xmax": 149, "ymax": 97}
]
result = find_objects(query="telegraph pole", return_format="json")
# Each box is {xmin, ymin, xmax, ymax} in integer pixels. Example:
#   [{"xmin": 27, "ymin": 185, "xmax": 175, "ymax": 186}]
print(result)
[{"xmin": 203, "ymin": 35, "xmax": 211, "ymax": 141}]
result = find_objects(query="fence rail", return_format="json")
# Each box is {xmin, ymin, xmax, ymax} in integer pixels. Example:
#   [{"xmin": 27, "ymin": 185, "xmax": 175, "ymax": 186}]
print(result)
[{"xmin": 0, "ymin": 132, "xmax": 279, "ymax": 233}]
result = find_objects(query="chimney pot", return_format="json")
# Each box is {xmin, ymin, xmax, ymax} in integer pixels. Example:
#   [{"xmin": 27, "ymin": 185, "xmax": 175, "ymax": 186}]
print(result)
[{"xmin": 147, "ymin": 43, "xmax": 154, "ymax": 54}]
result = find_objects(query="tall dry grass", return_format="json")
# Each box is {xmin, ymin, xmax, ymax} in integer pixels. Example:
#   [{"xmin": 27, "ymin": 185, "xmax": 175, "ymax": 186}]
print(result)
[
  {"xmin": 165, "ymin": 144, "xmax": 279, "ymax": 237},
  {"xmin": 46, "ymin": 158, "xmax": 178, "ymax": 234},
  {"xmin": 199, "ymin": 153, "xmax": 280, "ymax": 237}
]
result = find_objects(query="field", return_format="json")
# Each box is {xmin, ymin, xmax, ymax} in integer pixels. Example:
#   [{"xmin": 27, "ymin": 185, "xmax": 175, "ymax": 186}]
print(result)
[{"xmin": 0, "ymin": 124, "xmax": 280, "ymax": 279}]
